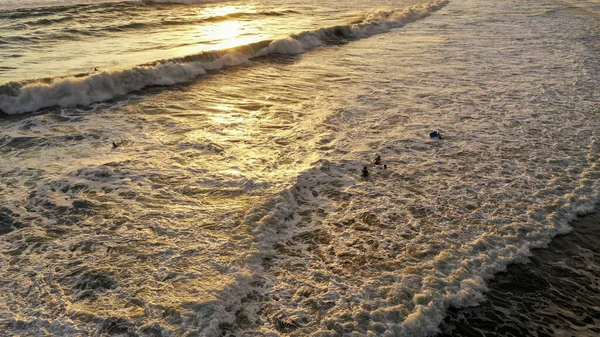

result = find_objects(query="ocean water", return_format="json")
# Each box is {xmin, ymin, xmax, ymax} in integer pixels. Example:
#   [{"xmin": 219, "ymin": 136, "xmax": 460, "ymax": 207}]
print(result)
[
  {"xmin": 439, "ymin": 211, "xmax": 600, "ymax": 337},
  {"xmin": 0, "ymin": 0, "xmax": 599, "ymax": 336}
]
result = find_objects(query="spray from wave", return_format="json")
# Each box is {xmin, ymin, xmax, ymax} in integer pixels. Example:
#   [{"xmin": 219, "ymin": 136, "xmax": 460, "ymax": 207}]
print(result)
[{"xmin": 0, "ymin": 0, "xmax": 448, "ymax": 115}]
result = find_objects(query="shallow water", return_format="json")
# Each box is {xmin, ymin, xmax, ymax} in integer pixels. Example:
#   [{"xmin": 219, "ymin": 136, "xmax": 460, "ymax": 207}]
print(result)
[
  {"xmin": 1, "ymin": 0, "xmax": 599, "ymax": 336},
  {"xmin": 439, "ymin": 210, "xmax": 600, "ymax": 337}
]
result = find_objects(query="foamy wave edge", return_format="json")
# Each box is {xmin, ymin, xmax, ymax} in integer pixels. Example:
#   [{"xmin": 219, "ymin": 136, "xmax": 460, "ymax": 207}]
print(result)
[
  {"xmin": 175, "ymin": 137, "xmax": 600, "ymax": 337},
  {"xmin": 404, "ymin": 139, "xmax": 600, "ymax": 337},
  {"xmin": 0, "ymin": 0, "xmax": 448, "ymax": 115},
  {"xmin": 141, "ymin": 0, "xmax": 229, "ymax": 4},
  {"xmin": 215, "ymin": 139, "xmax": 600, "ymax": 337}
]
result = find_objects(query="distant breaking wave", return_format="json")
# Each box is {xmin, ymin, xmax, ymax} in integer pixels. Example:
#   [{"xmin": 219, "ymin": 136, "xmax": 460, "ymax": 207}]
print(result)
[
  {"xmin": 2, "ymin": 8, "xmax": 299, "ymax": 44},
  {"xmin": 140, "ymin": 0, "xmax": 229, "ymax": 4},
  {"xmin": 0, "ymin": 0, "xmax": 449, "ymax": 115}
]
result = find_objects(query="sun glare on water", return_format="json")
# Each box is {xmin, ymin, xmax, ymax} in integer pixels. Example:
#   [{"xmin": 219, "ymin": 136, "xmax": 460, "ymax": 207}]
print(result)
[
  {"xmin": 206, "ymin": 20, "xmax": 256, "ymax": 48},
  {"xmin": 189, "ymin": 5, "xmax": 266, "ymax": 51}
]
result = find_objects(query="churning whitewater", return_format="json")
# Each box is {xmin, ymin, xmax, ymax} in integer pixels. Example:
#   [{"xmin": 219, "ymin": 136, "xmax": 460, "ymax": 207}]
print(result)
[{"xmin": 1, "ymin": 0, "xmax": 599, "ymax": 336}]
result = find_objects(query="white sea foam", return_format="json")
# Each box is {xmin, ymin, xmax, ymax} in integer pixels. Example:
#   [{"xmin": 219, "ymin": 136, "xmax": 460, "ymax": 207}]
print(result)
[
  {"xmin": 259, "ymin": 1, "xmax": 448, "ymax": 56},
  {"xmin": 0, "ymin": 0, "xmax": 448, "ymax": 115},
  {"xmin": 240, "ymin": 134, "xmax": 600, "ymax": 336},
  {"xmin": 1, "ymin": 0, "xmax": 599, "ymax": 335},
  {"xmin": 141, "ymin": 0, "xmax": 229, "ymax": 4},
  {"xmin": 0, "ymin": 52, "xmax": 249, "ymax": 115}
]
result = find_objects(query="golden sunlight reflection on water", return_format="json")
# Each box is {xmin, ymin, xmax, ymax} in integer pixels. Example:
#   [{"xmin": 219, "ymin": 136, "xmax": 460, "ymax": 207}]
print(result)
[
  {"xmin": 181, "ymin": 5, "xmax": 268, "ymax": 53},
  {"xmin": 199, "ymin": 4, "xmax": 256, "ymax": 17},
  {"xmin": 200, "ymin": 20, "xmax": 262, "ymax": 49}
]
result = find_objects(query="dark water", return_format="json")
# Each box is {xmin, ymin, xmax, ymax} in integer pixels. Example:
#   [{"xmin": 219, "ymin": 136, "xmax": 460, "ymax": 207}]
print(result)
[{"xmin": 439, "ymin": 210, "xmax": 600, "ymax": 337}]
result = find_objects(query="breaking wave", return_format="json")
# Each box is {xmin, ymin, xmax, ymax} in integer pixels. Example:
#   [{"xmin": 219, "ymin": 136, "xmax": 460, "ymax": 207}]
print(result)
[
  {"xmin": 0, "ymin": 0, "xmax": 448, "ymax": 115},
  {"xmin": 179, "ymin": 140, "xmax": 600, "ymax": 336},
  {"xmin": 141, "ymin": 0, "xmax": 231, "ymax": 4}
]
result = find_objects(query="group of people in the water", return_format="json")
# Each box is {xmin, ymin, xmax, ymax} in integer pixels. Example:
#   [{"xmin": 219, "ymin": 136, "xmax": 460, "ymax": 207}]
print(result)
[
  {"xmin": 114, "ymin": 129, "xmax": 442, "ymax": 178},
  {"xmin": 362, "ymin": 155, "xmax": 387, "ymax": 178},
  {"xmin": 362, "ymin": 130, "xmax": 443, "ymax": 178}
]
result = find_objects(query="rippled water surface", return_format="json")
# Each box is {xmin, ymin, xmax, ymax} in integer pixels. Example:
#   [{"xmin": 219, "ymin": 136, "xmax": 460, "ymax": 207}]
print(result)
[
  {"xmin": 0, "ymin": 0, "xmax": 426, "ymax": 84},
  {"xmin": 0, "ymin": 0, "xmax": 599, "ymax": 336}
]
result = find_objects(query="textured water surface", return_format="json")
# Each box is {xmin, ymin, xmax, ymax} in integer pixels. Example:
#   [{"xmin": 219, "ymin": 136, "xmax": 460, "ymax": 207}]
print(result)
[{"xmin": 0, "ymin": 0, "xmax": 599, "ymax": 336}]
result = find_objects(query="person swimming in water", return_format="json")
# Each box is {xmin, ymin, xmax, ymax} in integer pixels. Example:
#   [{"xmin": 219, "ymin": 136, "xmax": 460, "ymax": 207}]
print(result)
[
  {"xmin": 362, "ymin": 166, "xmax": 369, "ymax": 177},
  {"xmin": 430, "ymin": 131, "xmax": 443, "ymax": 140},
  {"xmin": 373, "ymin": 155, "xmax": 382, "ymax": 165}
]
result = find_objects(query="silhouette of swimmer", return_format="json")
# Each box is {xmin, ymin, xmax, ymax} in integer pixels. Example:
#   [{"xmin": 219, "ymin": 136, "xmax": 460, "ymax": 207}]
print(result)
[
  {"xmin": 362, "ymin": 166, "xmax": 369, "ymax": 178},
  {"xmin": 430, "ymin": 131, "xmax": 443, "ymax": 140},
  {"xmin": 94, "ymin": 67, "xmax": 98, "ymax": 72},
  {"xmin": 384, "ymin": 164, "xmax": 387, "ymax": 170},
  {"xmin": 112, "ymin": 141, "xmax": 119, "ymax": 148},
  {"xmin": 373, "ymin": 155, "xmax": 382, "ymax": 165}
]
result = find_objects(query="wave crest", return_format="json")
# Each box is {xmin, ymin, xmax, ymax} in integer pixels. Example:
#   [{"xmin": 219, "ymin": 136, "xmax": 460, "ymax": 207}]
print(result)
[
  {"xmin": 0, "ymin": 0, "xmax": 449, "ymax": 115},
  {"xmin": 141, "ymin": 0, "xmax": 230, "ymax": 4},
  {"xmin": 0, "ymin": 52, "xmax": 249, "ymax": 115}
]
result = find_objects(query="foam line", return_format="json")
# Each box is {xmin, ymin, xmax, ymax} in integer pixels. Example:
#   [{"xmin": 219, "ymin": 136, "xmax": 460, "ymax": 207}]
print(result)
[
  {"xmin": 243, "ymin": 146, "xmax": 600, "ymax": 337},
  {"xmin": 0, "ymin": 52, "xmax": 249, "ymax": 115},
  {"xmin": 141, "ymin": 0, "xmax": 233, "ymax": 4},
  {"xmin": 0, "ymin": 0, "xmax": 449, "ymax": 115}
]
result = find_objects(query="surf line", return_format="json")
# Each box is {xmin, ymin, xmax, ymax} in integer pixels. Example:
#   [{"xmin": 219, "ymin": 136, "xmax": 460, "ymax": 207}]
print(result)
[{"xmin": 0, "ymin": 0, "xmax": 449, "ymax": 115}]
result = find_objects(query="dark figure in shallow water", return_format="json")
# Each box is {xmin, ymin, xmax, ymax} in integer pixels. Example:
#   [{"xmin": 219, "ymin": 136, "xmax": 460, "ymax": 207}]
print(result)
[
  {"xmin": 430, "ymin": 130, "xmax": 443, "ymax": 139},
  {"xmin": 362, "ymin": 166, "xmax": 369, "ymax": 177},
  {"xmin": 373, "ymin": 155, "xmax": 382, "ymax": 165},
  {"xmin": 112, "ymin": 142, "xmax": 119, "ymax": 148}
]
